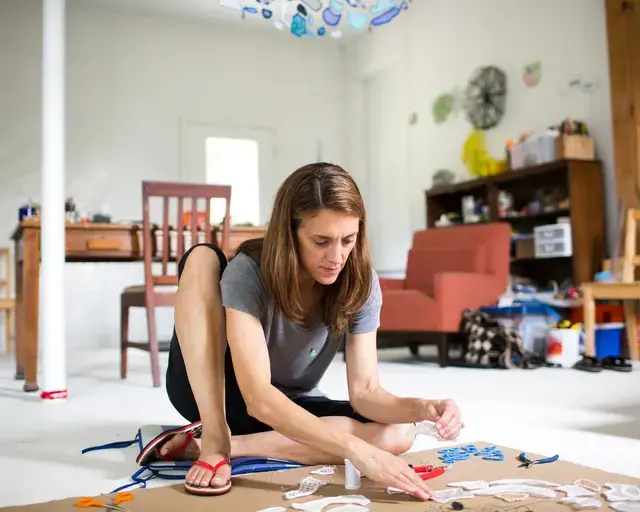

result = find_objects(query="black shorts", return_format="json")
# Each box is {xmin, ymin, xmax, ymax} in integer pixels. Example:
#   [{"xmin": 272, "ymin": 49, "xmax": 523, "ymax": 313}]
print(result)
[{"xmin": 165, "ymin": 243, "xmax": 372, "ymax": 436}]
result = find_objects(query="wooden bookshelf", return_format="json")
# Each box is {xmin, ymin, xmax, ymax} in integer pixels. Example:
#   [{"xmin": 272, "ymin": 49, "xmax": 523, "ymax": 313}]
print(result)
[{"xmin": 424, "ymin": 159, "xmax": 605, "ymax": 287}]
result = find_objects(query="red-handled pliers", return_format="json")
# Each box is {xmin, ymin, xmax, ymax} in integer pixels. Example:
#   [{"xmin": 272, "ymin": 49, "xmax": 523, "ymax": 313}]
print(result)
[{"xmin": 411, "ymin": 464, "xmax": 447, "ymax": 480}]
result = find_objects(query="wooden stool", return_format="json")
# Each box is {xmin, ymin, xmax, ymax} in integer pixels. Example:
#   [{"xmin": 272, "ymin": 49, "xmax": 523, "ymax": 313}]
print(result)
[
  {"xmin": 0, "ymin": 248, "xmax": 15, "ymax": 353},
  {"xmin": 582, "ymin": 208, "xmax": 640, "ymax": 361}
]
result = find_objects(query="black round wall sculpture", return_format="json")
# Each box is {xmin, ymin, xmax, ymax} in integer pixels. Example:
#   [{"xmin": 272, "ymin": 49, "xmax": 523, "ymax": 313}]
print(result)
[{"xmin": 464, "ymin": 66, "xmax": 507, "ymax": 130}]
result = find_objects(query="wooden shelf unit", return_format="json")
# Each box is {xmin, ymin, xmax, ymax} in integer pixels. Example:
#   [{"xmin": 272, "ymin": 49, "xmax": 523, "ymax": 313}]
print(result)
[{"xmin": 424, "ymin": 159, "xmax": 606, "ymax": 287}]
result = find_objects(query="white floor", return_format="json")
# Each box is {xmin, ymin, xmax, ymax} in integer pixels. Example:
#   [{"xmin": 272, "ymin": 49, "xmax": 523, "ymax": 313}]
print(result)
[{"xmin": 1, "ymin": 347, "xmax": 640, "ymax": 508}]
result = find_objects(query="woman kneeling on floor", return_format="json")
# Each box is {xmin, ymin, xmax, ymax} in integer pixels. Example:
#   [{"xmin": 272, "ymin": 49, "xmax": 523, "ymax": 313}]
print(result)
[{"xmin": 146, "ymin": 163, "xmax": 462, "ymax": 500}]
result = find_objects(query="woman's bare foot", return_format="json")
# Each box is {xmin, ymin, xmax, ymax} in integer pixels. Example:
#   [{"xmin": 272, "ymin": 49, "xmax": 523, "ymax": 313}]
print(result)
[{"xmin": 158, "ymin": 433, "xmax": 201, "ymax": 460}]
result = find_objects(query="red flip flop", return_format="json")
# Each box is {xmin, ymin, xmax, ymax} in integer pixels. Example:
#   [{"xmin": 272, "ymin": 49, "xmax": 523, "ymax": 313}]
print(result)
[
  {"xmin": 136, "ymin": 421, "xmax": 203, "ymax": 466},
  {"xmin": 184, "ymin": 460, "xmax": 232, "ymax": 496}
]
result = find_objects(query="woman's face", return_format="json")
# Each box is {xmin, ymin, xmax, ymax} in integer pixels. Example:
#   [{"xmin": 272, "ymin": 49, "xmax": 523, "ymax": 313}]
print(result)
[{"xmin": 296, "ymin": 208, "xmax": 360, "ymax": 286}]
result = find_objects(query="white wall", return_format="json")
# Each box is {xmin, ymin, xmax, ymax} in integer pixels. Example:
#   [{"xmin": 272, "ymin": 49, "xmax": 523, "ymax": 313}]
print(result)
[
  {"xmin": 0, "ymin": 0, "xmax": 618, "ymax": 350},
  {"xmin": 0, "ymin": 0, "xmax": 346, "ymax": 349},
  {"xmin": 346, "ymin": 0, "xmax": 616, "ymax": 273}
]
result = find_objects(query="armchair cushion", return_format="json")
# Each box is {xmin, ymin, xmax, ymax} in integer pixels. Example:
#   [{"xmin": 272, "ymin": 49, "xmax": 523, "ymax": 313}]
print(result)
[
  {"xmin": 434, "ymin": 272, "xmax": 506, "ymax": 331},
  {"xmin": 379, "ymin": 277, "xmax": 405, "ymax": 291},
  {"xmin": 405, "ymin": 245, "xmax": 487, "ymax": 296},
  {"xmin": 378, "ymin": 290, "xmax": 441, "ymax": 331}
]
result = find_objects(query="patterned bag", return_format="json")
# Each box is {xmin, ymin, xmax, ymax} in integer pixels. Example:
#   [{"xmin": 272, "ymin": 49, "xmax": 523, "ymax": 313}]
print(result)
[{"xmin": 459, "ymin": 309, "xmax": 544, "ymax": 369}]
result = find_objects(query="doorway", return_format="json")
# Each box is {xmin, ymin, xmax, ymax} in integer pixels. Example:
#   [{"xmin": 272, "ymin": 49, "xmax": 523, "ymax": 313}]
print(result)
[
  {"xmin": 180, "ymin": 120, "xmax": 275, "ymax": 225},
  {"xmin": 205, "ymin": 137, "xmax": 260, "ymax": 226}
]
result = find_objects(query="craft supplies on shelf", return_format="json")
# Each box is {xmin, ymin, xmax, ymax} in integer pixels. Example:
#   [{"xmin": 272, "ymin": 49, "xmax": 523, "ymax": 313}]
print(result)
[
  {"xmin": 512, "ymin": 232, "xmax": 535, "ymax": 259},
  {"xmin": 425, "ymin": 158, "xmax": 604, "ymax": 289},
  {"xmin": 508, "ymin": 119, "xmax": 595, "ymax": 170},
  {"xmin": 509, "ymin": 132, "xmax": 558, "ymax": 169},
  {"xmin": 555, "ymin": 134, "xmax": 596, "ymax": 161}
]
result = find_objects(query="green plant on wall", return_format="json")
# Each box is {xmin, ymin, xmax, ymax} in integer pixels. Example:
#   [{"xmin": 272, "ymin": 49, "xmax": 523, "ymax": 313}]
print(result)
[{"xmin": 432, "ymin": 93, "xmax": 456, "ymax": 124}]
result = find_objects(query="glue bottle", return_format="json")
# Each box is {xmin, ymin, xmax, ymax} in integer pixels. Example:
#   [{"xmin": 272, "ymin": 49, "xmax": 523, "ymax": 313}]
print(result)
[{"xmin": 344, "ymin": 459, "xmax": 361, "ymax": 490}]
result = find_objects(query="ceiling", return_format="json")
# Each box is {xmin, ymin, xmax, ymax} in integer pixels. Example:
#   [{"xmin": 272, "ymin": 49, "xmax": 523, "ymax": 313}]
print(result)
[
  {"xmin": 81, "ymin": 0, "xmax": 272, "ymax": 28},
  {"xmin": 79, "ymin": 0, "xmax": 371, "ymax": 38}
]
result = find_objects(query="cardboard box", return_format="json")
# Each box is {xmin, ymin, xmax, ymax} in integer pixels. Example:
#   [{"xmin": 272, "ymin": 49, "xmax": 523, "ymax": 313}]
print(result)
[
  {"xmin": 555, "ymin": 134, "xmax": 595, "ymax": 160},
  {"xmin": 514, "ymin": 237, "xmax": 535, "ymax": 259},
  {"xmin": 4, "ymin": 443, "xmax": 639, "ymax": 511}
]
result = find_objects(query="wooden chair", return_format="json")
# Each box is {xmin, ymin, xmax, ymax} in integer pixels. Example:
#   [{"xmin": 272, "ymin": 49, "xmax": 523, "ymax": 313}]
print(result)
[
  {"xmin": 120, "ymin": 181, "xmax": 231, "ymax": 387},
  {"xmin": 582, "ymin": 208, "xmax": 640, "ymax": 362},
  {"xmin": 0, "ymin": 248, "xmax": 14, "ymax": 353}
]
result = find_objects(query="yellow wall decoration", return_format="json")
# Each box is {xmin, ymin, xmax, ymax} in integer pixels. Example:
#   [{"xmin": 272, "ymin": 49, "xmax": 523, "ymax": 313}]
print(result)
[{"xmin": 462, "ymin": 129, "xmax": 507, "ymax": 177}]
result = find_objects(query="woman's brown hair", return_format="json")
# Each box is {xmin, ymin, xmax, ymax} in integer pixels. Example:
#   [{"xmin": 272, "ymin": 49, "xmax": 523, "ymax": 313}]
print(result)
[{"xmin": 237, "ymin": 163, "xmax": 372, "ymax": 333}]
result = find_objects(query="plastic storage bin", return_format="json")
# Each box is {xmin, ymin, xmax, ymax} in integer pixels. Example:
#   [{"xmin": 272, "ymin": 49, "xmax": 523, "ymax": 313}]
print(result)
[
  {"xmin": 594, "ymin": 323, "xmax": 624, "ymax": 359},
  {"xmin": 534, "ymin": 223, "xmax": 572, "ymax": 258},
  {"xmin": 480, "ymin": 301, "xmax": 561, "ymax": 358},
  {"xmin": 547, "ymin": 328, "xmax": 581, "ymax": 368}
]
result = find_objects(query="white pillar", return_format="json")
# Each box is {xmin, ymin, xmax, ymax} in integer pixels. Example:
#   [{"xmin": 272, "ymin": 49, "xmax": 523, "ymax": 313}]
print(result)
[{"xmin": 40, "ymin": 0, "xmax": 67, "ymax": 400}]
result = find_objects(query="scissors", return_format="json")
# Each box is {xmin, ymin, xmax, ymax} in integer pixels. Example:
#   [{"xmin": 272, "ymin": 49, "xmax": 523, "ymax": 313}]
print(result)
[
  {"xmin": 410, "ymin": 464, "xmax": 448, "ymax": 481},
  {"xmin": 76, "ymin": 492, "xmax": 133, "ymax": 511},
  {"xmin": 230, "ymin": 457, "xmax": 304, "ymax": 476},
  {"xmin": 518, "ymin": 452, "xmax": 559, "ymax": 468}
]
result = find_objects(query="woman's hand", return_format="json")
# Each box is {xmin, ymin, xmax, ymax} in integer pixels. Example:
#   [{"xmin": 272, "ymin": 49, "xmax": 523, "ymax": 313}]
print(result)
[
  {"xmin": 347, "ymin": 440, "xmax": 434, "ymax": 501},
  {"xmin": 419, "ymin": 399, "xmax": 462, "ymax": 440}
]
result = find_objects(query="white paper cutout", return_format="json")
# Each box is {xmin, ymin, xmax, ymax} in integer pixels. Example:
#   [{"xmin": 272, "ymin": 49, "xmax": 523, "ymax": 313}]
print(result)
[
  {"xmin": 218, "ymin": 0, "xmax": 243, "ymax": 11},
  {"xmin": 410, "ymin": 421, "xmax": 445, "ymax": 440},
  {"xmin": 603, "ymin": 483, "xmax": 640, "ymax": 502},
  {"xmin": 575, "ymin": 479, "xmax": 601, "ymax": 493},
  {"xmin": 611, "ymin": 502, "xmax": 640, "ymax": 512},
  {"xmin": 432, "ymin": 488, "xmax": 475, "ymax": 503},
  {"xmin": 489, "ymin": 478, "xmax": 560, "ymax": 488},
  {"xmin": 327, "ymin": 506, "xmax": 369, "ymax": 512},
  {"xmin": 474, "ymin": 485, "xmax": 556, "ymax": 498},
  {"xmin": 449, "ymin": 481, "xmax": 490, "ymax": 491},
  {"xmin": 557, "ymin": 485, "xmax": 596, "ymax": 498},
  {"xmin": 291, "ymin": 495, "xmax": 371, "ymax": 512},
  {"xmin": 495, "ymin": 493, "xmax": 530, "ymax": 503},
  {"xmin": 257, "ymin": 508, "xmax": 287, "ymax": 512},
  {"xmin": 310, "ymin": 465, "xmax": 336, "ymax": 476},
  {"xmin": 284, "ymin": 476, "xmax": 328, "ymax": 500},
  {"xmin": 560, "ymin": 497, "xmax": 602, "ymax": 509}
]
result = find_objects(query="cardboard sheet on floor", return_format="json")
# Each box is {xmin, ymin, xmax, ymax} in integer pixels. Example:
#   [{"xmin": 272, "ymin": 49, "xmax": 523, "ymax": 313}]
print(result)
[{"xmin": 3, "ymin": 443, "xmax": 639, "ymax": 511}]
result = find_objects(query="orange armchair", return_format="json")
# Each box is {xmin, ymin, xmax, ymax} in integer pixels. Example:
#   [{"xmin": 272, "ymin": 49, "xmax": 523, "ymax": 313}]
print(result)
[{"xmin": 378, "ymin": 223, "xmax": 511, "ymax": 366}]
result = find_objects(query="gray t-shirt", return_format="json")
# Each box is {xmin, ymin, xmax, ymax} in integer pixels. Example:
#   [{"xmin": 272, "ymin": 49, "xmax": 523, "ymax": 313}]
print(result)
[{"xmin": 220, "ymin": 253, "xmax": 382, "ymax": 398}]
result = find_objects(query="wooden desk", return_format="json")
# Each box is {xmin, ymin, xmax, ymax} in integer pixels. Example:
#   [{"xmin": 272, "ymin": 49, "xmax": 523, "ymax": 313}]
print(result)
[{"xmin": 11, "ymin": 219, "xmax": 266, "ymax": 392}]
